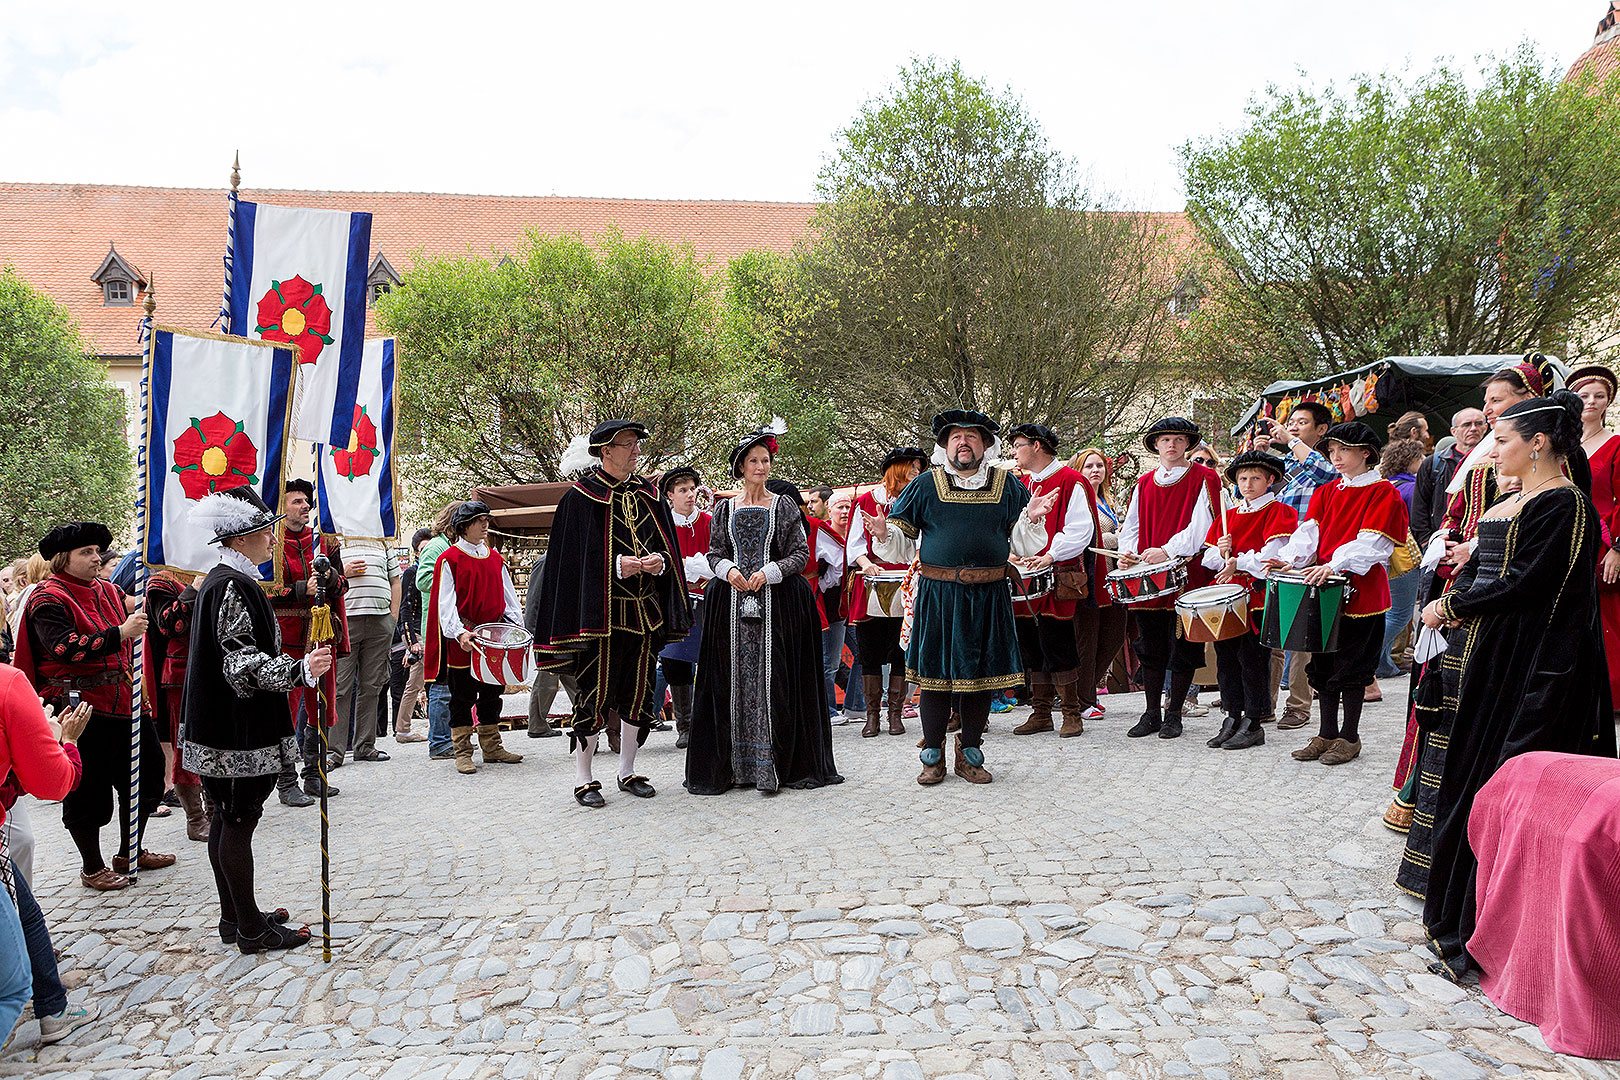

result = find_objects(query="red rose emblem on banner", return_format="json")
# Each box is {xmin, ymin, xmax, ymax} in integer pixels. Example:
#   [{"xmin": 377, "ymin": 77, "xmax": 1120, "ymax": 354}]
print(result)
[
  {"xmin": 331, "ymin": 404, "xmax": 379, "ymax": 479},
  {"xmin": 255, "ymin": 275, "xmax": 334, "ymax": 365},
  {"xmin": 171, "ymin": 412, "xmax": 261, "ymax": 499}
]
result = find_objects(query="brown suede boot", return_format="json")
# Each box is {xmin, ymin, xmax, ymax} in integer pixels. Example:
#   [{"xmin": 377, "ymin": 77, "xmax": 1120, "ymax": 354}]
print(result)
[
  {"xmin": 861, "ymin": 674, "xmax": 883, "ymax": 737},
  {"xmin": 1056, "ymin": 678, "xmax": 1085, "ymax": 738},
  {"xmin": 451, "ymin": 726, "xmax": 477, "ymax": 773},
  {"xmin": 953, "ymin": 735, "xmax": 992, "ymax": 783},
  {"xmin": 1013, "ymin": 677, "xmax": 1054, "ymax": 735},
  {"xmin": 886, "ymin": 674, "xmax": 908, "ymax": 735},
  {"xmin": 175, "ymin": 784, "xmax": 208, "ymax": 842},
  {"xmin": 477, "ymin": 724, "xmax": 524, "ymax": 763}
]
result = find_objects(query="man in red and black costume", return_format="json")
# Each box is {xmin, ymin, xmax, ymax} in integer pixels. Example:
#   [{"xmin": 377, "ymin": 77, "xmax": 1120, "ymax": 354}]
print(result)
[
  {"xmin": 265, "ymin": 478, "xmax": 346, "ymax": 802},
  {"xmin": 1118, "ymin": 416, "xmax": 1223, "ymax": 741},
  {"xmin": 14, "ymin": 522, "xmax": 171, "ymax": 890},
  {"xmin": 1007, "ymin": 423, "xmax": 1099, "ymax": 738},
  {"xmin": 533, "ymin": 420, "xmax": 693, "ymax": 808},
  {"xmin": 145, "ymin": 568, "xmax": 209, "ymax": 840},
  {"xmin": 657, "ymin": 466, "xmax": 712, "ymax": 750}
]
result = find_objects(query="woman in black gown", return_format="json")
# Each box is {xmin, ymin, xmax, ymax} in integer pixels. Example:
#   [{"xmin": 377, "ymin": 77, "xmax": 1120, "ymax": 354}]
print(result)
[
  {"xmin": 1416, "ymin": 390, "xmax": 1617, "ymax": 980},
  {"xmin": 684, "ymin": 427, "xmax": 843, "ymax": 795}
]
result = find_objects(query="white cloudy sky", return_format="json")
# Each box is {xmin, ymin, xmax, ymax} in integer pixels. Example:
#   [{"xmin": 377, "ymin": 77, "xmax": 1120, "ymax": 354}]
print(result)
[{"xmin": 0, "ymin": 1, "xmax": 1605, "ymax": 209}]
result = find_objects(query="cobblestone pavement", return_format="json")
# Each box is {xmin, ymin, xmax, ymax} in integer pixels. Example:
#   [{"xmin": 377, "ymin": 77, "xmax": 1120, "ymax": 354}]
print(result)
[{"xmin": 7, "ymin": 678, "xmax": 1619, "ymax": 1079}]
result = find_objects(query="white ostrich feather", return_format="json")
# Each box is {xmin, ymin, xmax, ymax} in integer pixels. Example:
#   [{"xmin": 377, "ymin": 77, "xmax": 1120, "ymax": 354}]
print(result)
[{"xmin": 559, "ymin": 434, "xmax": 595, "ymax": 476}]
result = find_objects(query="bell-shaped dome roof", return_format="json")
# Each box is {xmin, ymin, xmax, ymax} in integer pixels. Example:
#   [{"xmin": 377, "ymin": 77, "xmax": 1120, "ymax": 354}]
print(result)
[{"xmin": 1567, "ymin": 2, "xmax": 1620, "ymax": 84}]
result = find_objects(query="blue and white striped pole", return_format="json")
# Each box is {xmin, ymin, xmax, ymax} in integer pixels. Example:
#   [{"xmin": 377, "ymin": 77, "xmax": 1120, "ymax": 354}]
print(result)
[
  {"xmin": 128, "ymin": 277, "xmax": 156, "ymax": 882},
  {"xmin": 216, "ymin": 152, "xmax": 239, "ymax": 330}
]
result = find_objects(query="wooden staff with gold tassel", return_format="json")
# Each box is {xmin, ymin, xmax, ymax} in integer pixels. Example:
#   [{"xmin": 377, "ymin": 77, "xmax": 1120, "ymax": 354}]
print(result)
[{"xmin": 309, "ymin": 553, "xmax": 337, "ymax": 962}]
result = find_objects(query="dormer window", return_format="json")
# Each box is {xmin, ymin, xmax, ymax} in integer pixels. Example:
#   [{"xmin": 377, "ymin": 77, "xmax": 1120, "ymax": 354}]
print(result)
[
  {"xmin": 1169, "ymin": 270, "xmax": 1205, "ymax": 316},
  {"xmin": 91, "ymin": 243, "xmax": 145, "ymax": 307},
  {"xmin": 368, "ymin": 252, "xmax": 403, "ymax": 306}
]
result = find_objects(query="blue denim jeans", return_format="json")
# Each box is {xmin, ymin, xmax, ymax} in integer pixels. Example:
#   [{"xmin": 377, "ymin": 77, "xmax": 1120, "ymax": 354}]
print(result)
[
  {"xmin": 11, "ymin": 859, "xmax": 65, "ymax": 1016},
  {"xmin": 1377, "ymin": 569, "xmax": 1423, "ymax": 678},
  {"xmin": 0, "ymin": 883, "xmax": 33, "ymax": 1037},
  {"xmin": 844, "ymin": 625, "xmax": 865, "ymax": 712},
  {"xmin": 821, "ymin": 620, "xmax": 846, "ymax": 717},
  {"xmin": 426, "ymin": 683, "xmax": 453, "ymax": 757}
]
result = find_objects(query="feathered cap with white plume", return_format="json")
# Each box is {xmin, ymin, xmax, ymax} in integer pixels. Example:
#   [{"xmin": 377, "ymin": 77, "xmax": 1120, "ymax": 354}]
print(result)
[
  {"xmin": 729, "ymin": 417, "xmax": 787, "ymax": 478},
  {"xmin": 189, "ymin": 486, "xmax": 283, "ymax": 545},
  {"xmin": 559, "ymin": 419, "xmax": 651, "ymax": 476}
]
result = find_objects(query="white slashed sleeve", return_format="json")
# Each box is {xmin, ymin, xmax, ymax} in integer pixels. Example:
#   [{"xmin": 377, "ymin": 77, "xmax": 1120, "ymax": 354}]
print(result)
[
  {"xmin": 1045, "ymin": 487, "xmax": 1095, "ymax": 562},
  {"xmin": 1235, "ymin": 536, "xmax": 1288, "ymax": 579},
  {"xmin": 437, "ymin": 569, "xmax": 465, "ymax": 639},
  {"xmin": 1010, "ymin": 512, "xmax": 1047, "ymax": 558},
  {"xmin": 871, "ymin": 526, "xmax": 917, "ymax": 564},
  {"xmin": 1277, "ymin": 520, "xmax": 1321, "ymax": 570},
  {"xmin": 1328, "ymin": 532, "xmax": 1397, "ymax": 575},
  {"xmin": 1117, "ymin": 489, "xmax": 1142, "ymax": 555},
  {"xmin": 1162, "ymin": 487, "xmax": 1215, "ymax": 559}
]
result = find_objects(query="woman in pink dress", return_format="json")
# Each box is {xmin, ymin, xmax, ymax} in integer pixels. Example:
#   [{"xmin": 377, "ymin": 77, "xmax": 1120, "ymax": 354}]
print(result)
[{"xmin": 1571, "ymin": 363, "xmax": 1620, "ymax": 708}]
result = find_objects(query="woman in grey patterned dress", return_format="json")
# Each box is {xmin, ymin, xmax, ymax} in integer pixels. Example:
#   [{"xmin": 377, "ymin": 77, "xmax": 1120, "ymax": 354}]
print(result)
[{"xmin": 684, "ymin": 428, "xmax": 843, "ymax": 795}]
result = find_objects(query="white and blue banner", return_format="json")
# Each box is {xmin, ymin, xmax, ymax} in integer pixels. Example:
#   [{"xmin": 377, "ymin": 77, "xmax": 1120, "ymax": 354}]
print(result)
[
  {"xmin": 224, "ymin": 200, "xmax": 372, "ymax": 446},
  {"xmin": 317, "ymin": 338, "xmax": 399, "ymax": 541},
  {"xmin": 143, "ymin": 327, "xmax": 296, "ymax": 578}
]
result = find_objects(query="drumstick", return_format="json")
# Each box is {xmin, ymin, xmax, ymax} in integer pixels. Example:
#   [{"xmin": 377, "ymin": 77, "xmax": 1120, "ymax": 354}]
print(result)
[
  {"xmin": 1220, "ymin": 486, "xmax": 1231, "ymax": 543},
  {"xmin": 1089, "ymin": 547, "xmax": 1123, "ymax": 559}
]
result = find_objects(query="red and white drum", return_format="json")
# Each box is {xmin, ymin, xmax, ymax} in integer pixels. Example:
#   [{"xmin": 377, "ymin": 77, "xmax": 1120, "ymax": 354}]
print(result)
[
  {"xmin": 864, "ymin": 570, "xmax": 909, "ymax": 619},
  {"xmin": 1103, "ymin": 559, "xmax": 1189, "ymax": 605},
  {"xmin": 469, "ymin": 623, "xmax": 536, "ymax": 688},
  {"xmin": 1174, "ymin": 583, "xmax": 1251, "ymax": 642}
]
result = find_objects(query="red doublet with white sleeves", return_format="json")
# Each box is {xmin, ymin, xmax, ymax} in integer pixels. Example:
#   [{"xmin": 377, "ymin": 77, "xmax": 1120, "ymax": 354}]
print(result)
[
  {"xmin": 673, "ymin": 511, "xmax": 713, "ymax": 597},
  {"xmin": 1202, "ymin": 500, "xmax": 1298, "ymax": 616},
  {"xmin": 1017, "ymin": 465, "xmax": 1099, "ymax": 618},
  {"xmin": 846, "ymin": 489, "xmax": 907, "ymax": 623},
  {"xmin": 424, "ymin": 545, "xmax": 509, "ymax": 679},
  {"xmin": 1130, "ymin": 464, "xmax": 1223, "ymax": 609},
  {"xmin": 1305, "ymin": 479, "xmax": 1409, "ymax": 617}
]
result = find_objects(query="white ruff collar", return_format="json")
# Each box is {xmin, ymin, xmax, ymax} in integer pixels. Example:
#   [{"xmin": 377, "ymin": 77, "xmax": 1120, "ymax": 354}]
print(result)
[
  {"xmin": 1339, "ymin": 470, "xmax": 1380, "ymax": 488},
  {"xmin": 672, "ymin": 507, "xmax": 701, "ymax": 527},
  {"xmin": 947, "ymin": 460, "xmax": 996, "ymax": 490},
  {"xmin": 218, "ymin": 547, "xmax": 263, "ymax": 577}
]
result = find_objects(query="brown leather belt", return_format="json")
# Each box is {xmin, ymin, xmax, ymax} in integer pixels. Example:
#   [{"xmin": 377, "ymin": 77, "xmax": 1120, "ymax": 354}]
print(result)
[
  {"xmin": 916, "ymin": 563, "xmax": 1014, "ymax": 585},
  {"xmin": 45, "ymin": 671, "xmax": 124, "ymax": 690}
]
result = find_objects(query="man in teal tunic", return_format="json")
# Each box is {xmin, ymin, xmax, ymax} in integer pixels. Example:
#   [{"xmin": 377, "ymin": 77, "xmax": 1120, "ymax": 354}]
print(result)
[{"xmin": 864, "ymin": 410, "xmax": 1058, "ymax": 785}]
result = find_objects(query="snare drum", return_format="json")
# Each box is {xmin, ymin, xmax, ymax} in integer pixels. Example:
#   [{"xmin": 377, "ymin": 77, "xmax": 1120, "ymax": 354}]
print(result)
[
  {"xmin": 469, "ymin": 622, "xmax": 537, "ymax": 687},
  {"xmin": 1103, "ymin": 559, "xmax": 1189, "ymax": 605},
  {"xmin": 1175, "ymin": 583, "xmax": 1251, "ymax": 642},
  {"xmin": 864, "ymin": 570, "xmax": 909, "ymax": 619},
  {"xmin": 1010, "ymin": 565, "xmax": 1054, "ymax": 606},
  {"xmin": 1259, "ymin": 573, "xmax": 1350, "ymax": 653}
]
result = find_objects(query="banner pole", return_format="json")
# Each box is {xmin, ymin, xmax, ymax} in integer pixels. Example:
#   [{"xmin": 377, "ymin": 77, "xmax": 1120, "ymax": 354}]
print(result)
[
  {"xmin": 128, "ymin": 277, "xmax": 156, "ymax": 882},
  {"xmin": 310, "ymin": 553, "xmax": 335, "ymax": 963}
]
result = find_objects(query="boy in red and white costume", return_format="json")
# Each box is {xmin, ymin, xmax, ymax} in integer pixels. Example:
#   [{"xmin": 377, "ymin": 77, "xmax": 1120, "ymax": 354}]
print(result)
[
  {"xmin": 1199, "ymin": 450, "xmax": 1297, "ymax": 751},
  {"xmin": 1272, "ymin": 422, "xmax": 1409, "ymax": 766},
  {"xmin": 1118, "ymin": 416, "xmax": 1222, "ymax": 741},
  {"xmin": 658, "ymin": 466, "xmax": 712, "ymax": 749},
  {"xmin": 1007, "ymin": 423, "xmax": 1099, "ymax": 738},
  {"xmin": 423, "ymin": 501, "xmax": 525, "ymax": 774}
]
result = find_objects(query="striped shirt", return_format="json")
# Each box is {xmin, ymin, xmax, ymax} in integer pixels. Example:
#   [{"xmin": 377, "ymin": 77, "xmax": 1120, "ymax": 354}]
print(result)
[{"xmin": 340, "ymin": 539, "xmax": 401, "ymax": 617}]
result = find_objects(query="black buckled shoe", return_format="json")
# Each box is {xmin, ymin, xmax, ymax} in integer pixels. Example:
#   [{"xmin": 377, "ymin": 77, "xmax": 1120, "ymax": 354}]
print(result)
[
  {"xmin": 617, "ymin": 774, "xmax": 656, "ymax": 798},
  {"xmin": 237, "ymin": 922, "xmax": 311, "ymax": 956},
  {"xmin": 574, "ymin": 781, "xmax": 605, "ymax": 808},
  {"xmin": 1158, "ymin": 715, "xmax": 1183, "ymax": 739},
  {"xmin": 219, "ymin": 908, "xmax": 291, "ymax": 944},
  {"xmin": 1207, "ymin": 714, "xmax": 1241, "ymax": 748},
  {"xmin": 1222, "ymin": 716, "xmax": 1266, "ymax": 750},
  {"xmin": 1126, "ymin": 712, "xmax": 1162, "ymax": 738}
]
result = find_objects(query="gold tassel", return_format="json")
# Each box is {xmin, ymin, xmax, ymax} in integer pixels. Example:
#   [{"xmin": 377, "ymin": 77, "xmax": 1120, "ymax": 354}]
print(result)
[{"xmin": 308, "ymin": 603, "xmax": 336, "ymax": 645}]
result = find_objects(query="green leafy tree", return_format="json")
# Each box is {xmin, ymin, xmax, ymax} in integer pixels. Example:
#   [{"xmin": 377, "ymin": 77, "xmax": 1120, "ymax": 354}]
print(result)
[
  {"xmin": 1179, "ymin": 43, "xmax": 1620, "ymax": 382},
  {"xmin": 377, "ymin": 228, "xmax": 814, "ymax": 506},
  {"xmin": 0, "ymin": 266, "xmax": 131, "ymax": 561},
  {"xmin": 760, "ymin": 57, "xmax": 1188, "ymax": 471}
]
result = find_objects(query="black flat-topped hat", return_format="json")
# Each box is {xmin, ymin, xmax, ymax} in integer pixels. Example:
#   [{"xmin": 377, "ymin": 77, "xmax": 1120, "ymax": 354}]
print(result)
[
  {"xmin": 1142, "ymin": 416, "xmax": 1200, "ymax": 453},
  {"xmin": 39, "ymin": 522, "xmax": 114, "ymax": 559},
  {"xmin": 450, "ymin": 500, "xmax": 493, "ymax": 531},
  {"xmin": 879, "ymin": 446, "xmax": 930, "ymax": 473},
  {"xmin": 931, "ymin": 409, "xmax": 999, "ymax": 446},
  {"xmin": 1008, "ymin": 423, "xmax": 1060, "ymax": 455},
  {"xmin": 1224, "ymin": 449, "xmax": 1286, "ymax": 484},
  {"xmin": 659, "ymin": 466, "xmax": 702, "ymax": 495},
  {"xmin": 589, "ymin": 420, "xmax": 650, "ymax": 456}
]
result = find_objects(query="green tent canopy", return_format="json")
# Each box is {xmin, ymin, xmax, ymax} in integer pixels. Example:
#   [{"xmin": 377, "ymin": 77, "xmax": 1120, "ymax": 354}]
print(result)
[{"xmin": 1229, "ymin": 355, "xmax": 1567, "ymax": 440}]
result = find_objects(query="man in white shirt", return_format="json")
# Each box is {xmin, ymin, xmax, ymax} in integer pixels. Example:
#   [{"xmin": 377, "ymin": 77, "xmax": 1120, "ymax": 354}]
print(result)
[{"xmin": 331, "ymin": 537, "xmax": 401, "ymax": 765}]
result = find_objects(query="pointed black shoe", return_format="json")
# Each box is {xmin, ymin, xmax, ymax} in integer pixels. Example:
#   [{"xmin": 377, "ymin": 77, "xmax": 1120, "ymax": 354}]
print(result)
[
  {"xmin": 1126, "ymin": 712, "xmax": 1162, "ymax": 738},
  {"xmin": 219, "ymin": 908, "xmax": 291, "ymax": 944},
  {"xmin": 1158, "ymin": 715, "xmax": 1183, "ymax": 739},
  {"xmin": 574, "ymin": 781, "xmax": 606, "ymax": 808},
  {"xmin": 1222, "ymin": 716, "xmax": 1266, "ymax": 750},
  {"xmin": 1207, "ymin": 714, "xmax": 1241, "ymax": 748}
]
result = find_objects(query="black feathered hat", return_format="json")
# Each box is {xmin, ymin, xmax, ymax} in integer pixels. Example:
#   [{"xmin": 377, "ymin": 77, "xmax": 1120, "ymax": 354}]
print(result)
[
  {"xmin": 931, "ymin": 409, "xmax": 999, "ymax": 447},
  {"xmin": 38, "ymin": 522, "xmax": 114, "ymax": 559},
  {"xmin": 1224, "ymin": 449, "xmax": 1286, "ymax": 485},
  {"xmin": 879, "ymin": 446, "xmax": 930, "ymax": 473},
  {"xmin": 190, "ymin": 487, "xmax": 285, "ymax": 545},
  {"xmin": 1007, "ymin": 423, "xmax": 1060, "ymax": 455},
  {"xmin": 728, "ymin": 418, "xmax": 786, "ymax": 478},
  {"xmin": 1142, "ymin": 416, "xmax": 1200, "ymax": 454},
  {"xmin": 659, "ymin": 466, "xmax": 702, "ymax": 495}
]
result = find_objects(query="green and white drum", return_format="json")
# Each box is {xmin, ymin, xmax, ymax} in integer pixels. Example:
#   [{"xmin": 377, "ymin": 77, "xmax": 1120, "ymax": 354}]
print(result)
[{"xmin": 1259, "ymin": 572, "xmax": 1350, "ymax": 653}]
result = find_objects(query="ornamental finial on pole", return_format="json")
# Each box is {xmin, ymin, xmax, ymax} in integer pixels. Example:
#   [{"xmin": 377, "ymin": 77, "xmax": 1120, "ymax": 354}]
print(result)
[
  {"xmin": 231, "ymin": 151, "xmax": 240, "ymax": 194},
  {"xmin": 143, "ymin": 271, "xmax": 156, "ymax": 320}
]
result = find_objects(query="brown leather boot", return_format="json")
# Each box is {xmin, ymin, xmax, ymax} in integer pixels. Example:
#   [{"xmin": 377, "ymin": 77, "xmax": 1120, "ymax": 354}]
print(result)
[
  {"xmin": 861, "ymin": 674, "xmax": 883, "ymax": 737},
  {"xmin": 175, "ymin": 783, "xmax": 209, "ymax": 842},
  {"xmin": 1056, "ymin": 678, "xmax": 1085, "ymax": 738},
  {"xmin": 886, "ymin": 674, "xmax": 908, "ymax": 735},
  {"xmin": 1013, "ymin": 677, "xmax": 1054, "ymax": 735},
  {"xmin": 953, "ymin": 735, "xmax": 992, "ymax": 783},
  {"xmin": 451, "ymin": 726, "xmax": 477, "ymax": 773},
  {"xmin": 477, "ymin": 724, "xmax": 524, "ymax": 763}
]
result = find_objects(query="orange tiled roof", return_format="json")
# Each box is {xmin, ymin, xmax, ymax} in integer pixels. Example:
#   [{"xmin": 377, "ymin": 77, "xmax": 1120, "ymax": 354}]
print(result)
[
  {"xmin": 0, "ymin": 182, "xmax": 1196, "ymax": 357},
  {"xmin": 1566, "ymin": 2, "xmax": 1620, "ymax": 85},
  {"xmin": 0, "ymin": 183, "xmax": 819, "ymax": 355}
]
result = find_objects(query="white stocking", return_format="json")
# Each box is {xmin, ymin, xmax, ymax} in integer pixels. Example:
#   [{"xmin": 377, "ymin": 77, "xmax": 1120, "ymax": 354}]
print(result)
[
  {"xmin": 617, "ymin": 717, "xmax": 640, "ymax": 780},
  {"xmin": 575, "ymin": 734, "xmax": 597, "ymax": 786}
]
